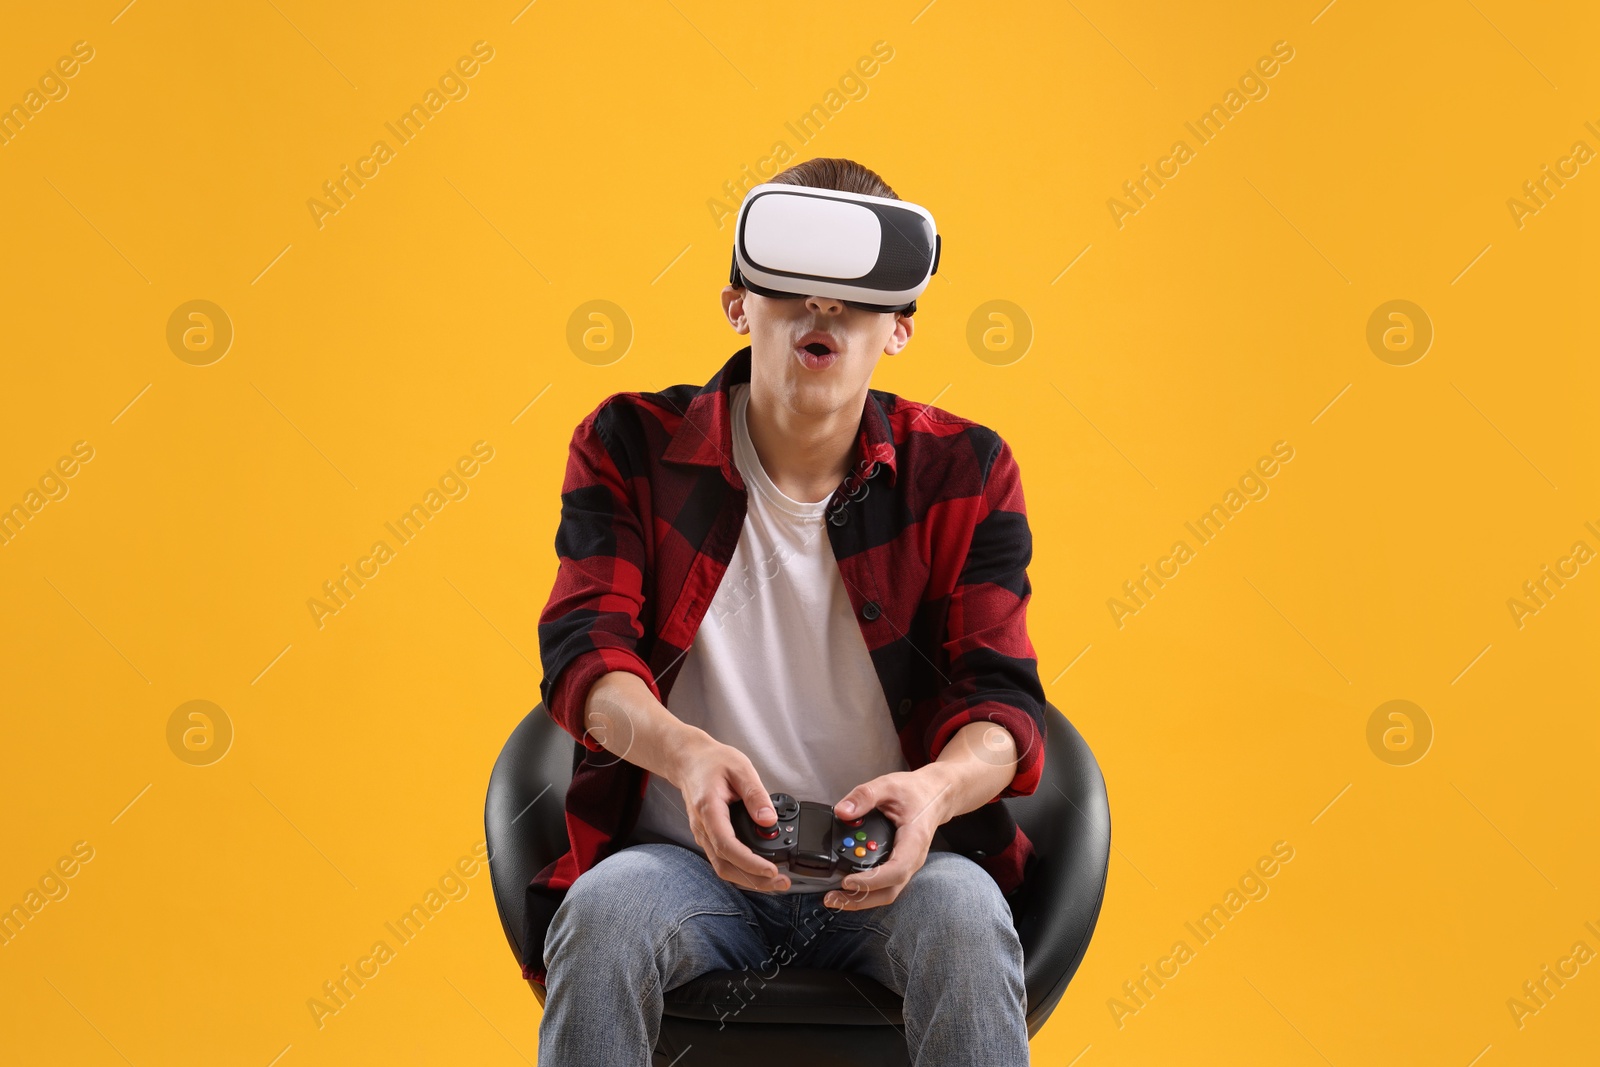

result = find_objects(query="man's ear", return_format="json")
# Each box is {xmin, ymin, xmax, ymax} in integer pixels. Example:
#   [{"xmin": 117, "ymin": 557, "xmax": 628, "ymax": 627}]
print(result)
[
  {"xmin": 721, "ymin": 285, "xmax": 751, "ymax": 335},
  {"xmin": 883, "ymin": 312, "xmax": 914, "ymax": 355}
]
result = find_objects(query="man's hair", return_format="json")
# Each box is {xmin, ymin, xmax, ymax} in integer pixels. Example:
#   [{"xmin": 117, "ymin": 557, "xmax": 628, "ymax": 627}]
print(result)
[{"xmin": 766, "ymin": 157, "xmax": 899, "ymax": 200}]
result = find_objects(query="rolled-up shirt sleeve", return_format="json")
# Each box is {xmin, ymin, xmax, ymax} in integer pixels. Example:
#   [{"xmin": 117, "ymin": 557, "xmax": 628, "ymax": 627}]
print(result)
[
  {"xmin": 537, "ymin": 399, "xmax": 662, "ymax": 750},
  {"xmin": 922, "ymin": 435, "xmax": 1047, "ymax": 799}
]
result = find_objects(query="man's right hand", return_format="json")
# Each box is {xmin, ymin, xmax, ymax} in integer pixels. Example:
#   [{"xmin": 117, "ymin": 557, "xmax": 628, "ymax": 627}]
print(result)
[{"xmin": 669, "ymin": 732, "xmax": 791, "ymax": 894}]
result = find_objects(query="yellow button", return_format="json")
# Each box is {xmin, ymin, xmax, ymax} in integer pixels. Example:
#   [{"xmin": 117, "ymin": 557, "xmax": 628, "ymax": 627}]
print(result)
[{"xmin": 854, "ymin": 846, "xmax": 866, "ymax": 857}]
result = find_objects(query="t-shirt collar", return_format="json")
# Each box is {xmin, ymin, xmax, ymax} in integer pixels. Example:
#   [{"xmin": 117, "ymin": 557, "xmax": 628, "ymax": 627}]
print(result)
[{"xmin": 661, "ymin": 345, "xmax": 899, "ymax": 491}]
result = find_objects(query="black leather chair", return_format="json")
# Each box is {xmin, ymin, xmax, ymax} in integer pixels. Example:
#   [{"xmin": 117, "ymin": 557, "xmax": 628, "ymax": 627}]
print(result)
[{"xmin": 485, "ymin": 702, "xmax": 1109, "ymax": 1066}]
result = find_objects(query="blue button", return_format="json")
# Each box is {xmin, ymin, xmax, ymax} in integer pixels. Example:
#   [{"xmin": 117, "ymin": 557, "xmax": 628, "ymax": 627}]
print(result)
[{"xmin": 842, "ymin": 837, "xmax": 855, "ymax": 849}]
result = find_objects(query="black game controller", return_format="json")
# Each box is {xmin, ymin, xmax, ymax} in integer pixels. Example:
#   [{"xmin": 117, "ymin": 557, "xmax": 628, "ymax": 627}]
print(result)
[{"xmin": 728, "ymin": 792, "xmax": 895, "ymax": 881}]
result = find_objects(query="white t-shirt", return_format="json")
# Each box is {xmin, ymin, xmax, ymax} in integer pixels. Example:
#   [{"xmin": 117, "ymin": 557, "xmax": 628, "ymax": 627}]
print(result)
[{"xmin": 632, "ymin": 382, "xmax": 909, "ymax": 891}]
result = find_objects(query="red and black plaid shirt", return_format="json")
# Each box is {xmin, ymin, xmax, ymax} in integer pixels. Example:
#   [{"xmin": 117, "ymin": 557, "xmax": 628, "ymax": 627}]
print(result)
[{"xmin": 525, "ymin": 344, "xmax": 1047, "ymax": 982}]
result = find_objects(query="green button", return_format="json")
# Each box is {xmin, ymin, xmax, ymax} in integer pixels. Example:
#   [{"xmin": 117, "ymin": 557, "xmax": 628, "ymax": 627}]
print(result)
[{"xmin": 855, "ymin": 831, "xmax": 866, "ymax": 841}]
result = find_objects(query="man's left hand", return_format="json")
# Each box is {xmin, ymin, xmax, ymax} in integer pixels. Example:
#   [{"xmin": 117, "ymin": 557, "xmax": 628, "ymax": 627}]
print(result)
[{"xmin": 824, "ymin": 766, "xmax": 956, "ymax": 911}]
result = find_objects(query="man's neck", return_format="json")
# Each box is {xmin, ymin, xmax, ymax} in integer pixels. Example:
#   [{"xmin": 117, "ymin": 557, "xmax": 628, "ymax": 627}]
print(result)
[{"xmin": 744, "ymin": 382, "xmax": 863, "ymax": 505}]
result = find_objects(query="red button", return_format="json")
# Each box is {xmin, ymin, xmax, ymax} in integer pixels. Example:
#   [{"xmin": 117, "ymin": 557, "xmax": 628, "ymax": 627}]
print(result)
[
  {"xmin": 867, "ymin": 841, "xmax": 877, "ymax": 851},
  {"xmin": 846, "ymin": 817, "xmax": 864, "ymax": 828},
  {"xmin": 758, "ymin": 824, "xmax": 779, "ymax": 839}
]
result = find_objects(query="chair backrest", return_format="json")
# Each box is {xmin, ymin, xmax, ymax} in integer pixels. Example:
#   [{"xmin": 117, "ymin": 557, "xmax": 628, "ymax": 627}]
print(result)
[
  {"xmin": 1009, "ymin": 706, "xmax": 1111, "ymax": 1028},
  {"xmin": 485, "ymin": 704, "xmax": 575, "ymax": 967},
  {"xmin": 485, "ymin": 700, "xmax": 1111, "ymax": 1012}
]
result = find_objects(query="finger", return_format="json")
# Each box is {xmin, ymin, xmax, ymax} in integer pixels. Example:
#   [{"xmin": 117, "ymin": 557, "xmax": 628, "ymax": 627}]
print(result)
[
  {"xmin": 837, "ymin": 826, "xmax": 929, "ymax": 895},
  {"xmin": 834, "ymin": 777, "xmax": 884, "ymax": 820},
  {"xmin": 825, "ymin": 883, "xmax": 901, "ymax": 910},
  {"xmin": 688, "ymin": 809, "xmax": 773, "ymax": 882},
  {"xmin": 700, "ymin": 830, "xmax": 785, "ymax": 891},
  {"xmin": 732, "ymin": 769, "xmax": 776, "ymax": 827},
  {"xmin": 701, "ymin": 804, "xmax": 788, "ymax": 887}
]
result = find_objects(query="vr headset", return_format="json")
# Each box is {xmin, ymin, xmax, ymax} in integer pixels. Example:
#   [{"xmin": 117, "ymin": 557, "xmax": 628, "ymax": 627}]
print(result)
[{"xmin": 728, "ymin": 183, "xmax": 941, "ymax": 315}]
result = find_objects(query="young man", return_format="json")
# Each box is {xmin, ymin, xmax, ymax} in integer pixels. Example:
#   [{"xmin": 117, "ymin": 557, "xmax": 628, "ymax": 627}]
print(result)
[{"xmin": 532, "ymin": 158, "xmax": 1046, "ymax": 1066}]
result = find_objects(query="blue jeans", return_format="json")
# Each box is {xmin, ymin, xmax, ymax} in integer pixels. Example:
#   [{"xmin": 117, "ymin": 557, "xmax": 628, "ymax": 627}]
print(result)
[{"xmin": 537, "ymin": 842, "xmax": 1029, "ymax": 1066}]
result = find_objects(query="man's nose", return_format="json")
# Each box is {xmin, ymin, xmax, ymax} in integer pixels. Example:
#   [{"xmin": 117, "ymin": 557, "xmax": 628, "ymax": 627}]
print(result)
[{"xmin": 804, "ymin": 292, "xmax": 845, "ymax": 314}]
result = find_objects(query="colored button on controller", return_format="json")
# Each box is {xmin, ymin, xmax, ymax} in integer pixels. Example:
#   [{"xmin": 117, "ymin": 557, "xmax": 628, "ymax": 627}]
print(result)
[{"xmin": 854, "ymin": 846, "xmax": 866, "ymax": 857}]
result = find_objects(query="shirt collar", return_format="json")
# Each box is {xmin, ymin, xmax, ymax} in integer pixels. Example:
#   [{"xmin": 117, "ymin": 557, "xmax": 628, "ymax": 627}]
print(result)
[{"xmin": 661, "ymin": 345, "xmax": 899, "ymax": 491}]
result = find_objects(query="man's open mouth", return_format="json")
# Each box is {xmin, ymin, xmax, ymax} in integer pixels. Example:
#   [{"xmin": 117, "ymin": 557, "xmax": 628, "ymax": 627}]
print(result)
[{"xmin": 795, "ymin": 331, "xmax": 840, "ymax": 359}]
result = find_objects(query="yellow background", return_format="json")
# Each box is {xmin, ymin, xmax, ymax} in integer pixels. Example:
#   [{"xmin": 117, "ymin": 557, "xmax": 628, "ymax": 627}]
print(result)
[{"xmin": 2, "ymin": 1, "xmax": 1596, "ymax": 1063}]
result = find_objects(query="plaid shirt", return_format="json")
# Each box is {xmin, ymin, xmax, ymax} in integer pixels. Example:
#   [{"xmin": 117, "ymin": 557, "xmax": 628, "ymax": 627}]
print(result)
[{"xmin": 525, "ymin": 344, "xmax": 1047, "ymax": 982}]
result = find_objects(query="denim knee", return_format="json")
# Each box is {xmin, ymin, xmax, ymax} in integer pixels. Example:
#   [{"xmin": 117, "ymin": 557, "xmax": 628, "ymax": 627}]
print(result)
[
  {"xmin": 545, "ymin": 845, "xmax": 692, "ymax": 971},
  {"xmin": 884, "ymin": 852, "xmax": 1022, "ymax": 961}
]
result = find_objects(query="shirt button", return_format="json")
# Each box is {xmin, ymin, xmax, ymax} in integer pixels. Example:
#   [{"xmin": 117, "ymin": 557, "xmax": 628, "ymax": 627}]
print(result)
[
  {"xmin": 861, "ymin": 600, "xmax": 880, "ymax": 620},
  {"xmin": 828, "ymin": 509, "xmax": 848, "ymax": 527}
]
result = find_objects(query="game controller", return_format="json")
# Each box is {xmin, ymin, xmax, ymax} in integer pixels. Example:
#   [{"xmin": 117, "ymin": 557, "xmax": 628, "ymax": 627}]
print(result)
[{"xmin": 728, "ymin": 792, "xmax": 895, "ymax": 881}]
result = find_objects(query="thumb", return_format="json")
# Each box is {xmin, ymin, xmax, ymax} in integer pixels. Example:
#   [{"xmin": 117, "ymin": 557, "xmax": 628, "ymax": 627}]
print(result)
[
  {"xmin": 731, "ymin": 764, "xmax": 776, "ymax": 825},
  {"xmin": 835, "ymin": 778, "xmax": 883, "ymax": 819}
]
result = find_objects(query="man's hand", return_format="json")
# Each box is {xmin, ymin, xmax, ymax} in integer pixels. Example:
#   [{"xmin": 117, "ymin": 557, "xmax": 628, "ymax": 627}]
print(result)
[
  {"xmin": 670, "ymin": 732, "xmax": 792, "ymax": 894},
  {"xmin": 824, "ymin": 766, "xmax": 956, "ymax": 910},
  {"xmin": 826, "ymin": 720, "xmax": 1020, "ymax": 911}
]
